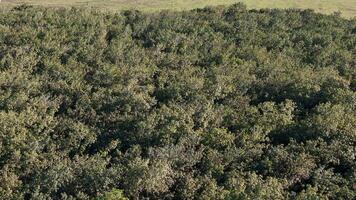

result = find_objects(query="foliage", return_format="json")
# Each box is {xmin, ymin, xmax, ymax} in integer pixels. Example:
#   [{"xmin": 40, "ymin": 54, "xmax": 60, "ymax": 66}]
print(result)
[
  {"xmin": 0, "ymin": 3, "xmax": 355, "ymax": 199},
  {"xmin": 96, "ymin": 189, "xmax": 128, "ymax": 200}
]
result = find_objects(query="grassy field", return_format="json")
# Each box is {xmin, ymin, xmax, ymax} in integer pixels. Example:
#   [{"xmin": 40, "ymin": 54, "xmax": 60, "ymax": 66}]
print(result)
[{"xmin": 1, "ymin": 0, "xmax": 355, "ymax": 18}]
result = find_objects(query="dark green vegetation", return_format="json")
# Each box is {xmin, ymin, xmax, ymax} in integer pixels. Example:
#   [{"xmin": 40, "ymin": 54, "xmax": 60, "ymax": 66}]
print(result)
[{"xmin": 0, "ymin": 3, "xmax": 355, "ymax": 200}]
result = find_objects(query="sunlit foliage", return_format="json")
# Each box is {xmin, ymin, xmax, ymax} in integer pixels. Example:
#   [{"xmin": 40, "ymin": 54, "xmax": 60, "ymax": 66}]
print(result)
[{"xmin": 0, "ymin": 3, "xmax": 355, "ymax": 199}]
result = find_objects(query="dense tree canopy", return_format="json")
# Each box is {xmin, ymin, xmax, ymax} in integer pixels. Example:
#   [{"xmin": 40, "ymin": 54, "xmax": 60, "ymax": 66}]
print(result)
[{"xmin": 0, "ymin": 3, "xmax": 355, "ymax": 199}]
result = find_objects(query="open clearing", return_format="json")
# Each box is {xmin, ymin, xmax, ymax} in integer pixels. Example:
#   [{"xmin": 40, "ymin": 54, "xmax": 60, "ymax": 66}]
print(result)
[{"xmin": 1, "ymin": 0, "xmax": 355, "ymax": 18}]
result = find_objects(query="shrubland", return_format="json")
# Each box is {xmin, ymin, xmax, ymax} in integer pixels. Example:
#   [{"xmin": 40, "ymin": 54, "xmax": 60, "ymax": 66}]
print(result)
[{"xmin": 0, "ymin": 4, "xmax": 355, "ymax": 199}]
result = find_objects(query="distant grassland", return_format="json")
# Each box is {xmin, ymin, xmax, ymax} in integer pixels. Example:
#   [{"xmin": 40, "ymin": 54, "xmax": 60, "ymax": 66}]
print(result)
[{"xmin": 1, "ymin": 0, "xmax": 356, "ymax": 18}]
